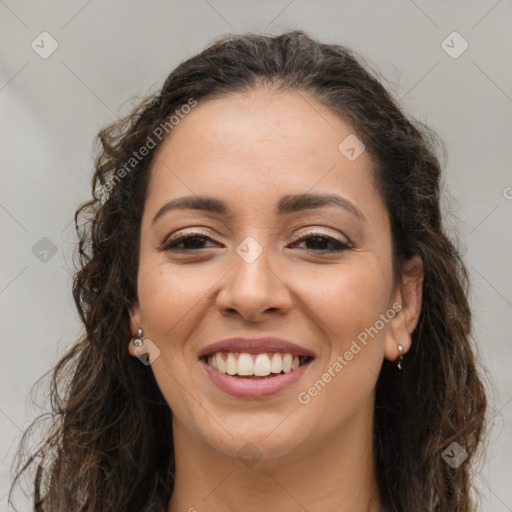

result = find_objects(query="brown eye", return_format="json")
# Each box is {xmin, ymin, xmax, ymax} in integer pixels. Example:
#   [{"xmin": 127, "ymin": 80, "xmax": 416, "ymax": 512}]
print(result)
[
  {"xmin": 292, "ymin": 229, "xmax": 350, "ymax": 253},
  {"xmin": 162, "ymin": 230, "xmax": 219, "ymax": 252}
]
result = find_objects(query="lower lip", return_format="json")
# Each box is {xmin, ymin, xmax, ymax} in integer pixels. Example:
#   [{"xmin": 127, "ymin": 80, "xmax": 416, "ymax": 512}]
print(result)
[{"xmin": 201, "ymin": 359, "xmax": 312, "ymax": 399}]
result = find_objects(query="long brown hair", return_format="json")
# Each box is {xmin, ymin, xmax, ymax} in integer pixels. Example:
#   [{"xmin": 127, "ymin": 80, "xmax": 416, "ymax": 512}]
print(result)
[{"xmin": 9, "ymin": 30, "xmax": 489, "ymax": 511}]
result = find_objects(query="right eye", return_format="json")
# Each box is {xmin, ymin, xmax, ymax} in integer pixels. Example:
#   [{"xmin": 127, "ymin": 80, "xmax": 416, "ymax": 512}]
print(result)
[{"xmin": 161, "ymin": 231, "xmax": 220, "ymax": 252}]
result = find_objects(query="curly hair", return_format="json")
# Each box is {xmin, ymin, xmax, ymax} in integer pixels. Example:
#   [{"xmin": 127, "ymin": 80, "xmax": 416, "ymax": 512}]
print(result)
[{"xmin": 9, "ymin": 30, "xmax": 489, "ymax": 511}]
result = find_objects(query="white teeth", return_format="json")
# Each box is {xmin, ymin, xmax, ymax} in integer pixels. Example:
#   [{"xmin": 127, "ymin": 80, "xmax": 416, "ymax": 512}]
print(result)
[
  {"xmin": 270, "ymin": 353, "xmax": 282, "ymax": 373},
  {"xmin": 237, "ymin": 353, "xmax": 254, "ymax": 375},
  {"xmin": 282, "ymin": 354, "xmax": 293, "ymax": 373},
  {"xmin": 206, "ymin": 351, "xmax": 309, "ymax": 376},
  {"xmin": 226, "ymin": 353, "xmax": 237, "ymax": 375},
  {"xmin": 215, "ymin": 353, "xmax": 225, "ymax": 373},
  {"xmin": 253, "ymin": 354, "xmax": 271, "ymax": 376}
]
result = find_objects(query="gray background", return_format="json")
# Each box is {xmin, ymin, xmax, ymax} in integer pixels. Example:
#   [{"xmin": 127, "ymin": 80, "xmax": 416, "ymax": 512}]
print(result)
[{"xmin": 1, "ymin": 1, "xmax": 511, "ymax": 510}]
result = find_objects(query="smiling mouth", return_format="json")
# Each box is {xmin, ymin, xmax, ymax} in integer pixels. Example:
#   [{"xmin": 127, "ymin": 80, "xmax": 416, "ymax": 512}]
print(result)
[{"xmin": 201, "ymin": 351, "xmax": 314, "ymax": 379}]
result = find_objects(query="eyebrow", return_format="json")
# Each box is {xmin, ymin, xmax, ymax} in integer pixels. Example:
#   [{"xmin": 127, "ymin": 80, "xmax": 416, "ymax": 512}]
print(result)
[{"xmin": 151, "ymin": 192, "xmax": 367, "ymax": 225}]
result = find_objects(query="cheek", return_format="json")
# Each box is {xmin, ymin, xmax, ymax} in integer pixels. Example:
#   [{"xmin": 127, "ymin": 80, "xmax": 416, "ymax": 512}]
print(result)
[
  {"xmin": 136, "ymin": 257, "xmax": 208, "ymax": 355},
  {"xmin": 138, "ymin": 250, "xmax": 392, "ymax": 349},
  {"xmin": 295, "ymin": 269, "xmax": 390, "ymax": 428},
  {"xmin": 297, "ymin": 257, "xmax": 392, "ymax": 343},
  {"xmin": 136, "ymin": 259, "xmax": 212, "ymax": 418}
]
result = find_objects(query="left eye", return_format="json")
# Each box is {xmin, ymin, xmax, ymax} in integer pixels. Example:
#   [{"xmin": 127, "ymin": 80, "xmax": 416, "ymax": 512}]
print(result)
[{"xmin": 291, "ymin": 233, "xmax": 350, "ymax": 253}]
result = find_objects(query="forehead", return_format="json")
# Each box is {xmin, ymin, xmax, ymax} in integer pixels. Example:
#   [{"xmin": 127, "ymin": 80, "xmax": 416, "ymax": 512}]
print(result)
[
  {"xmin": 144, "ymin": 88, "xmax": 385, "ymax": 224},
  {"xmin": 153, "ymin": 88, "xmax": 359, "ymax": 160}
]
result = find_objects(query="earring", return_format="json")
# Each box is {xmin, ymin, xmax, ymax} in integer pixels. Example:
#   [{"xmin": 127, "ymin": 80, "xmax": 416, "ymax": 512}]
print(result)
[
  {"xmin": 133, "ymin": 328, "xmax": 144, "ymax": 346},
  {"xmin": 396, "ymin": 344, "xmax": 404, "ymax": 370}
]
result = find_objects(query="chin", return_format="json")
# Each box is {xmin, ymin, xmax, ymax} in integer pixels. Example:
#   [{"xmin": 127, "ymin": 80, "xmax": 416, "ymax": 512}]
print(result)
[{"xmin": 196, "ymin": 413, "xmax": 310, "ymax": 464}]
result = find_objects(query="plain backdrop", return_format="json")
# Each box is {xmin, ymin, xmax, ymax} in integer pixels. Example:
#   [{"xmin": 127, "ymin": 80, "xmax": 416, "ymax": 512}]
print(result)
[{"xmin": 1, "ymin": 1, "xmax": 511, "ymax": 510}]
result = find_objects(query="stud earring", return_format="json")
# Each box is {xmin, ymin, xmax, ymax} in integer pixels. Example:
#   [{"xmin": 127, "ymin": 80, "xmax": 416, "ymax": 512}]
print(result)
[
  {"xmin": 133, "ymin": 328, "xmax": 144, "ymax": 346},
  {"xmin": 396, "ymin": 343, "xmax": 404, "ymax": 370}
]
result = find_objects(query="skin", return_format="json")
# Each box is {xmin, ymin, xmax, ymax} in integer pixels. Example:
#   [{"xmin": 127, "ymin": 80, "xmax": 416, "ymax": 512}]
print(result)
[{"xmin": 128, "ymin": 87, "xmax": 423, "ymax": 512}]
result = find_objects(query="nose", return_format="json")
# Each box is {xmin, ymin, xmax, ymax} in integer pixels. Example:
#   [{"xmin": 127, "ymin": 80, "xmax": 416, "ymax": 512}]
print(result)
[{"xmin": 215, "ymin": 239, "xmax": 293, "ymax": 322}]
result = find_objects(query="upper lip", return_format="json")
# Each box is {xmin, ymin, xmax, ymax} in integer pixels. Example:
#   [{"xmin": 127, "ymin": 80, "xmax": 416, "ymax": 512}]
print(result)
[{"xmin": 198, "ymin": 337, "xmax": 316, "ymax": 359}]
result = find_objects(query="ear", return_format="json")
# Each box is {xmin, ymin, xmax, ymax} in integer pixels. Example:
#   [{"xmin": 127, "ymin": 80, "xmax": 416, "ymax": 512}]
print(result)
[
  {"xmin": 384, "ymin": 255, "xmax": 424, "ymax": 363},
  {"xmin": 127, "ymin": 299, "xmax": 143, "ymax": 357}
]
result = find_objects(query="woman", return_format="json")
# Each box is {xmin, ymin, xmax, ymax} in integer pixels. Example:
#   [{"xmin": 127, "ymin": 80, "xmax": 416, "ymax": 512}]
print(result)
[{"xmin": 10, "ymin": 30, "xmax": 488, "ymax": 511}]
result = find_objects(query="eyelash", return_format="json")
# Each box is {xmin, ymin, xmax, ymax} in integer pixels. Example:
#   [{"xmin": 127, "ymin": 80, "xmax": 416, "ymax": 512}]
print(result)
[{"xmin": 161, "ymin": 228, "xmax": 350, "ymax": 254}]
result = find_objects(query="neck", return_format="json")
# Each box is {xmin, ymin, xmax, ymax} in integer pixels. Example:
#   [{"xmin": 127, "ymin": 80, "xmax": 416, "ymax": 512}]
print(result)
[{"xmin": 167, "ymin": 404, "xmax": 382, "ymax": 512}]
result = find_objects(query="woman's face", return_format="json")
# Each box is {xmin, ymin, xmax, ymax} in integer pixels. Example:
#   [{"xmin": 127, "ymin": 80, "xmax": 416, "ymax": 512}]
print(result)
[{"xmin": 129, "ymin": 87, "xmax": 421, "ymax": 463}]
